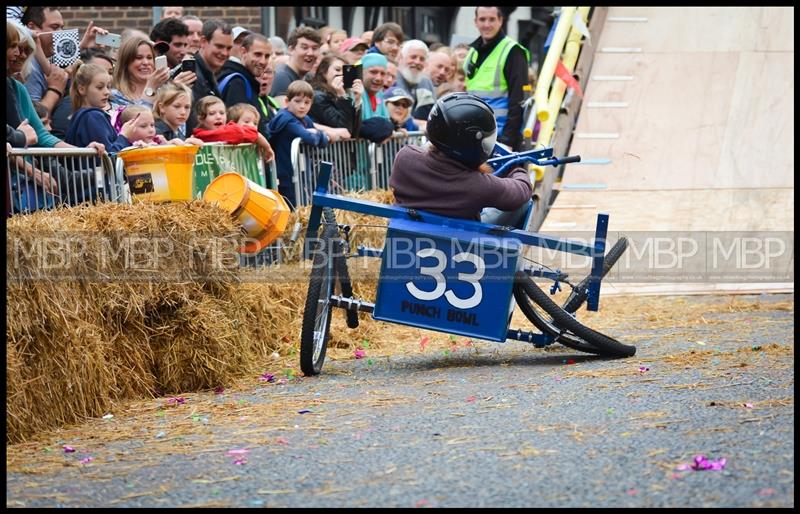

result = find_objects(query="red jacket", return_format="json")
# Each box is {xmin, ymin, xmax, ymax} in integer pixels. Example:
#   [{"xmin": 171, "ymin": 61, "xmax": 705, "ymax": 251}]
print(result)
[{"xmin": 192, "ymin": 122, "xmax": 258, "ymax": 144}]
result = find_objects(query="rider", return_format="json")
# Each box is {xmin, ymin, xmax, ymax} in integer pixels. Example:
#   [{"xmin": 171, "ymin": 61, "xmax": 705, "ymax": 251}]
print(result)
[{"xmin": 389, "ymin": 92, "xmax": 532, "ymax": 227}]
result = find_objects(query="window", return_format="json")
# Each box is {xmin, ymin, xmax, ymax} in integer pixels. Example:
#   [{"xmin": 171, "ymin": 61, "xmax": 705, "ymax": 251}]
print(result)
[{"xmin": 295, "ymin": 6, "xmax": 328, "ymax": 29}]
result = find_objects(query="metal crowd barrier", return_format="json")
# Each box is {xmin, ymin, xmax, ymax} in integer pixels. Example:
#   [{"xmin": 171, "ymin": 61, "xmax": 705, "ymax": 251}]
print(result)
[
  {"xmin": 6, "ymin": 147, "xmax": 126, "ymax": 217},
  {"xmin": 290, "ymin": 131, "xmax": 427, "ymax": 207}
]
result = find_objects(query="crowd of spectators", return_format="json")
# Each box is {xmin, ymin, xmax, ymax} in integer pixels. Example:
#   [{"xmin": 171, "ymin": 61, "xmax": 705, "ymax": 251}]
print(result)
[{"xmin": 7, "ymin": 6, "xmax": 529, "ymax": 210}]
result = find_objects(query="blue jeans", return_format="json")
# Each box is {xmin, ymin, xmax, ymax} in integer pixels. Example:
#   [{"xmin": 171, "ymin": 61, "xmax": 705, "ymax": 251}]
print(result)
[{"xmin": 480, "ymin": 199, "xmax": 532, "ymax": 229}]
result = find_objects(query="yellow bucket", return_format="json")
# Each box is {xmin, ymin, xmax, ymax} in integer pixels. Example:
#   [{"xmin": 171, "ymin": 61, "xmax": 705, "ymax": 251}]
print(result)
[
  {"xmin": 118, "ymin": 144, "xmax": 199, "ymax": 202},
  {"xmin": 203, "ymin": 172, "xmax": 291, "ymax": 254}
]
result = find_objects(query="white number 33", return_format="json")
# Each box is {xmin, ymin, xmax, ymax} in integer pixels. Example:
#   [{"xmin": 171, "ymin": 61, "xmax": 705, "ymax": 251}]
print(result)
[{"xmin": 405, "ymin": 248, "xmax": 485, "ymax": 309}]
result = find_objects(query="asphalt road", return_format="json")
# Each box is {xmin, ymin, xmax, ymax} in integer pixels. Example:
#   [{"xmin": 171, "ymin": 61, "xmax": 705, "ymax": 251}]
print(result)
[{"xmin": 6, "ymin": 294, "xmax": 794, "ymax": 508}]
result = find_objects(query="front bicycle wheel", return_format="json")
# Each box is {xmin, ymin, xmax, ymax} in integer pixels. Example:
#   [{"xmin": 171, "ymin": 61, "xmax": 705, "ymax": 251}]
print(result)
[
  {"xmin": 513, "ymin": 282, "xmax": 604, "ymax": 354},
  {"xmin": 515, "ymin": 271, "xmax": 636, "ymax": 358}
]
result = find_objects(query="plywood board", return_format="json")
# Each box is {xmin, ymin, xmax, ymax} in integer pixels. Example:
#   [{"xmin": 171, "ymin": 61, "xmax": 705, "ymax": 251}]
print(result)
[
  {"xmin": 540, "ymin": 189, "xmax": 794, "ymax": 232},
  {"xmin": 601, "ymin": 7, "xmax": 794, "ymax": 53},
  {"xmin": 569, "ymin": 52, "xmax": 794, "ymax": 190}
]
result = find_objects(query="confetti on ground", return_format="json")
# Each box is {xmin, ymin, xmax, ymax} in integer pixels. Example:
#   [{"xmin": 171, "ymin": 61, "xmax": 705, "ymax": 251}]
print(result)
[
  {"xmin": 743, "ymin": 403, "xmax": 753, "ymax": 409},
  {"xmin": 233, "ymin": 458, "xmax": 247, "ymax": 465},
  {"xmin": 419, "ymin": 337, "xmax": 429, "ymax": 351},
  {"xmin": 676, "ymin": 455, "xmax": 727, "ymax": 471},
  {"xmin": 639, "ymin": 366, "xmax": 650, "ymax": 373},
  {"xmin": 259, "ymin": 373, "xmax": 276, "ymax": 383},
  {"xmin": 758, "ymin": 488, "xmax": 776, "ymax": 496},
  {"xmin": 626, "ymin": 488, "xmax": 639, "ymax": 495},
  {"xmin": 355, "ymin": 349, "xmax": 366, "ymax": 359},
  {"xmin": 466, "ymin": 396, "xmax": 476, "ymax": 403},
  {"xmin": 298, "ymin": 409, "xmax": 312, "ymax": 414},
  {"xmin": 79, "ymin": 457, "xmax": 94, "ymax": 464},
  {"xmin": 214, "ymin": 387, "xmax": 225, "ymax": 395},
  {"xmin": 225, "ymin": 449, "xmax": 250, "ymax": 456},
  {"xmin": 275, "ymin": 438, "xmax": 290, "ymax": 445},
  {"xmin": 63, "ymin": 446, "xmax": 75, "ymax": 453},
  {"xmin": 166, "ymin": 397, "xmax": 185, "ymax": 405},
  {"xmin": 102, "ymin": 414, "xmax": 114, "ymax": 419}
]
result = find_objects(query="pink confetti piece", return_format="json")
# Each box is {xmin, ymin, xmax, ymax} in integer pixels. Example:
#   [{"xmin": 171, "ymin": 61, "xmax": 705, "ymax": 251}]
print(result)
[
  {"xmin": 166, "ymin": 396, "xmax": 185, "ymax": 405},
  {"xmin": 626, "ymin": 489, "xmax": 639, "ymax": 496},
  {"xmin": 79, "ymin": 457, "xmax": 94, "ymax": 464},
  {"xmin": 676, "ymin": 455, "xmax": 727, "ymax": 472},
  {"xmin": 463, "ymin": 339, "xmax": 474, "ymax": 347},
  {"xmin": 638, "ymin": 366, "xmax": 650, "ymax": 373},
  {"xmin": 275, "ymin": 437, "xmax": 290, "ymax": 445},
  {"xmin": 226, "ymin": 449, "xmax": 250, "ymax": 456},
  {"xmin": 466, "ymin": 396, "xmax": 477, "ymax": 403},
  {"xmin": 743, "ymin": 403, "xmax": 754, "ymax": 409},
  {"xmin": 259, "ymin": 373, "xmax": 276, "ymax": 383},
  {"xmin": 276, "ymin": 378, "xmax": 287, "ymax": 385},
  {"xmin": 63, "ymin": 445, "xmax": 76, "ymax": 453},
  {"xmin": 554, "ymin": 376, "xmax": 563, "ymax": 382},
  {"xmin": 354, "ymin": 349, "xmax": 366, "ymax": 359},
  {"xmin": 415, "ymin": 499, "xmax": 431, "ymax": 508},
  {"xmin": 214, "ymin": 386, "xmax": 225, "ymax": 394},
  {"xmin": 757, "ymin": 488, "xmax": 776, "ymax": 496},
  {"xmin": 233, "ymin": 458, "xmax": 247, "ymax": 465},
  {"xmin": 419, "ymin": 336, "xmax": 429, "ymax": 351}
]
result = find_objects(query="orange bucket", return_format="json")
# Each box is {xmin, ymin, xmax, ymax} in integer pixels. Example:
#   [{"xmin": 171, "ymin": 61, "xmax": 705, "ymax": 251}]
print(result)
[
  {"xmin": 203, "ymin": 172, "xmax": 290, "ymax": 254},
  {"xmin": 118, "ymin": 144, "xmax": 199, "ymax": 202}
]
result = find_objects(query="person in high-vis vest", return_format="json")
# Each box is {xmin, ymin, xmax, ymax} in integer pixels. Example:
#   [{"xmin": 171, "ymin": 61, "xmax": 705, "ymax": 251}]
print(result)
[{"xmin": 464, "ymin": 6, "xmax": 530, "ymax": 151}]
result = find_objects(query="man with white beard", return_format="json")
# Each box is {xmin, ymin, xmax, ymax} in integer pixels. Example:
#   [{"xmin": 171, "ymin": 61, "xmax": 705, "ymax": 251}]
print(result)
[{"xmin": 394, "ymin": 39, "xmax": 437, "ymax": 129}]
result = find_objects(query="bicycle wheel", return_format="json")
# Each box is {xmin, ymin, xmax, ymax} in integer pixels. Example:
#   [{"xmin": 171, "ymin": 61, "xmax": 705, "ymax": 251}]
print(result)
[
  {"xmin": 300, "ymin": 210, "xmax": 339, "ymax": 376},
  {"xmin": 513, "ymin": 283, "xmax": 604, "ymax": 354},
  {"xmin": 515, "ymin": 271, "xmax": 636, "ymax": 358},
  {"xmin": 562, "ymin": 237, "xmax": 629, "ymax": 314}
]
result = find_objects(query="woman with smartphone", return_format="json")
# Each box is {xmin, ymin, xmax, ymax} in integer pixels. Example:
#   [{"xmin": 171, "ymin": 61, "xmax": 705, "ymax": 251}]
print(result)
[
  {"xmin": 308, "ymin": 54, "xmax": 363, "ymax": 141},
  {"xmin": 109, "ymin": 36, "xmax": 194, "ymax": 109}
]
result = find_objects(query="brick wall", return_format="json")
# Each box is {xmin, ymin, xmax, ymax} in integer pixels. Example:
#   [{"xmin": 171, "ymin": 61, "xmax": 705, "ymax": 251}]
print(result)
[{"xmin": 59, "ymin": 6, "xmax": 264, "ymax": 36}]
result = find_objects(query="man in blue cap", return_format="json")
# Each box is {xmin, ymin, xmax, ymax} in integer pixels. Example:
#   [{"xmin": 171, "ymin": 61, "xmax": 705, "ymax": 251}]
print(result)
[{"xmin": 359, "ymin": 52, "xmax": 390, "ymax": 121}]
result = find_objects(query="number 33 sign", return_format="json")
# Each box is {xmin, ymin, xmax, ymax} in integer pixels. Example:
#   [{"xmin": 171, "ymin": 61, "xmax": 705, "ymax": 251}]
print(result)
[{"xmin": 373, "ymin": 220, "xmax": 521, "ymax": 342}]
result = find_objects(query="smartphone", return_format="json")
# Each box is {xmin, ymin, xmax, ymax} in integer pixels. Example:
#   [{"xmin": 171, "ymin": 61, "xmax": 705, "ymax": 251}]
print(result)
[
  {"xmin": 181, "ymin": 59, "xmax": 196, "ymax": 73},
  {"xmin": 342, "ymin": 64, "xmax": 362, "ymax": 89},
  {"xmin": 95, "ymin": 32, "xmax": 121, "ymax": 49},
  {"xmin": 155, "ymin": 55, "xmax": 168, "ymax": 70}
]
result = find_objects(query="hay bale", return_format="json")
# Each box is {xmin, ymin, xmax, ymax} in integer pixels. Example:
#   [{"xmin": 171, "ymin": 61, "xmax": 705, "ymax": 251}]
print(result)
[
  {"xmin": 6, "ymin": 190, "xmax": 399, "ymax": 443},
  {"xmin": 6, "ymin": 201, "xmax": 251, "ymax": 443}
]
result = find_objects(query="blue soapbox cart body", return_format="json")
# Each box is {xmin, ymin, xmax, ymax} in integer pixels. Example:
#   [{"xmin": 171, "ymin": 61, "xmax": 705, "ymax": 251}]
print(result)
[{"xmin": 299, "ymin": 145, "xmax": 635, "ymax": 375}]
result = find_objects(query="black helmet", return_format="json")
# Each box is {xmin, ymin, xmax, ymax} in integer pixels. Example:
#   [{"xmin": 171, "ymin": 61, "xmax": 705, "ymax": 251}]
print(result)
[{"xmin": 425, "ymin": 92, "xmax": 497, "ymax": 168}]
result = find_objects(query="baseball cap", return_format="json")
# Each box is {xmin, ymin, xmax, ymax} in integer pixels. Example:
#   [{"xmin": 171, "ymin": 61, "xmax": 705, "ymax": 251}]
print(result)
[
  {"xmin": 339, "ymin": 37, "xmax": 368, "ymax": 53},
  {"xmin": 232, "ymin": 26, "xmax": 251, "ymax": 42},
  {"xmin": 384, "ymin": 87, "xmax": 413, "ymax": 105}
]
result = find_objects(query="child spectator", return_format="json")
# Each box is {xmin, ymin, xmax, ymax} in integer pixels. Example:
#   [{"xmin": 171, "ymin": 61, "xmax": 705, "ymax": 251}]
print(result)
[
  {"xmin": 267, "ymin": 80, "xmax": 329, "ymax": 208},
  {"xmin": 384, "ymin": 88, "xmax": 419, "ymax": 133},
  {"xmin": 65, "ymin": 62, "xmax": 139, "ymax": 152},
  {"xmin": 227, "ymin": 103, "xmax": 260, "ymax": 129},
  {"xmin": 116, "ymin": 105, "xmax": 199, "ymax": 147},
  {"xmin": 153, "ymin": 82, "xmax": 192, "ymax": 140},
  {"xmin": 227, "ymin": 102, "xmax": 275, "ymax": 162},
  {"xmin": 192, "ymin": 96, "xmax": 274, "ymax": 160}
]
